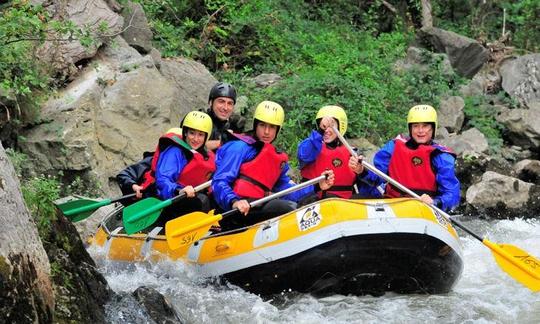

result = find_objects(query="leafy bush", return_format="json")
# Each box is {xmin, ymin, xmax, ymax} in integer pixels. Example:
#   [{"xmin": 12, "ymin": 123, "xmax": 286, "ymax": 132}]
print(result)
[
  {"xmin": 21, "ymin": 174, "xmax": 61, "ymax": 238},
  {"xmin": 463, "ymin": 96, "xmax": 504, "ymax": 152}
]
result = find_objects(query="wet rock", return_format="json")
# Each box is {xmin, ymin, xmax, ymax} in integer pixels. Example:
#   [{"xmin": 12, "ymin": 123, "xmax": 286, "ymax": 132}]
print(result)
[{"xmin": 133, "ymin": 286, "xmax": 184, "ymax": 323}]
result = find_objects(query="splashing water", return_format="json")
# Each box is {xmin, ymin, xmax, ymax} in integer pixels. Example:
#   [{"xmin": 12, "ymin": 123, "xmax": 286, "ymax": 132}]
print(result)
[{"xmin": 92, "ymin": 218, "xmax": 540, "ymax": 324}]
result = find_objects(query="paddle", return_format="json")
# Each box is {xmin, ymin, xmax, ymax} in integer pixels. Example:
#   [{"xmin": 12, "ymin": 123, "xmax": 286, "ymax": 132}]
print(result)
[
  {"xmin": 122, "ymin": 180, "xmax": 212, "ymax": 235},
  {"xmin": 333, "ymin": 126, "xmax": 540, "ymax": 292},
  {"xmin": 165, "ymin": 174, "xmax": 327, "ymax": 250},
  {"xmin": 56, "ymin": 193, "xmax": 137, "ymax": 222}
]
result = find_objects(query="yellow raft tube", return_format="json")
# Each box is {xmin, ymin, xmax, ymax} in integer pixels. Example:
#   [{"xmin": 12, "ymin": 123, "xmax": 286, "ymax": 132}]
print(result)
[{"xmin": 90, "ymin": 198, "xmax": 463, "ymax": 296}]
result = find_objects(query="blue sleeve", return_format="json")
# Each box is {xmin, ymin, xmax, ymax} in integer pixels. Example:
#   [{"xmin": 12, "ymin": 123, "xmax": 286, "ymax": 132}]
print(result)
[
  {"xmin": 211, "ymin": 141, "xmax": 255, "ymax": 210},
  {"xmin": 432, "ymin": 152, "xmax": 461, "ymax": 211},
  {"xmin": 273, "ymin": 162, "xmax": 315, "ymax": 202},
  {"xmin": 297, "ymin": 130, "xmax": 323, "ymax": 169},
  {"xmin": 155, "ymin": 146, "xmax": 188, "ymax": 199},
  {"xmin": 359, "ymin": 139, "xmax": 394, "ymax": 188}
]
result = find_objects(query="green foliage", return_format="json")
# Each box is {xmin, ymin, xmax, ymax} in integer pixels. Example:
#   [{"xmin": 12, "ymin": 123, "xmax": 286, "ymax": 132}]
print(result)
[
  {"xmin": 5, "ymin": 147, "xmax": 28, "ymax": 177},
  {"xmin": 463, "ymin": 95, "xmax": 504, "ymax": 152},
  {"xmin": 21, "ymin": 174, "xmax": 61, "ymax": 238}
]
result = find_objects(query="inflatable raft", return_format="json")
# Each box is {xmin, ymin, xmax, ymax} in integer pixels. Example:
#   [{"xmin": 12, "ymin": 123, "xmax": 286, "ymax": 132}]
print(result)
[{"xmin": 89, "ymin": 198, "xmax": 464, "ymax": 296}]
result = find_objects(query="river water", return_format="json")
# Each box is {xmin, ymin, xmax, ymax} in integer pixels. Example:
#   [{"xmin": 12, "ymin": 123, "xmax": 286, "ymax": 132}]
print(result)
[{"xmin": 92, "ymin": 217, "xmax": 540, "ymax": 324}]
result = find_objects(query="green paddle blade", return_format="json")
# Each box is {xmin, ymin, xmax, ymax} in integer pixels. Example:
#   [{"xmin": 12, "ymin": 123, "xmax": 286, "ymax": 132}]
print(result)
[
  {"xmin": 484, "ymin": 240, "xmax": 540, "ymax": 292},
  {"xmin": 165, "ymin": 211, "xmax": 222, "ymax": 250},
  {"xmin": 122, "ymin": 197, "xmax": 171, "ymax": 235},
  {"xmin": 56, "ymin": 198, "xmax": 109, "ymax": 222}
]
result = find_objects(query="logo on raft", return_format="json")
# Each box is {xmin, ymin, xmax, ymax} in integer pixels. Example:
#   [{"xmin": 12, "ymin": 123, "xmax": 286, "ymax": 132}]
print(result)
[{"xmin": 296, "ymin": 204, "xmax": 322, "ymax": 231}]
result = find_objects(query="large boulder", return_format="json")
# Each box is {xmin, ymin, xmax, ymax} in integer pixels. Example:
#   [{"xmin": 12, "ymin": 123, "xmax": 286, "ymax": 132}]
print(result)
[
  {"xmin": 438, "ymin": 96, "xmax": 465, "ymax": 133},
  {"xmin": 417, "ymin": 27, "xmax": 489, "ymax": 78},
  {"xmin": 0, "ymin": 142, "xmax": 54, "ymax": 323},
  {"xmin": 19, "ymin": 37, "xmax": 217, "ymax": 196},
  {"xmin": 120, "ymin": 1, "xmax": 153, "ymax": 53},
  {"xmin": 439, "ymin": 128, "xmax": 489, "ymax": 155},
  {"xmin": 496, "ymin": 106, "xmax": 540, "ymax": 150},
  {"xmin": 500, "ymin": 54, "xmax": 540, "ymax": 109},
  {"xmin": 35, "ymin": 0, "xmax": 124, "ymax": 78},
  {"xmin": 466, "ymin": 171, "xmax": 533, "ymax": 209}
]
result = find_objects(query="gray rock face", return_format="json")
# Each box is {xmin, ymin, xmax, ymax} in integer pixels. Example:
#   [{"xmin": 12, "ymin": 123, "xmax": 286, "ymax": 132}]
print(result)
[
  {"xmin": 500, "ymin": 54, "xmax": 540, "ymax": 108},
  {"xmin": 466, "ymin": 171, "xmax": 533, "ymax": 209},
  {"xmin": 19, "ymin": 38, "xmax": 216, "ymax": 196},
  {"xmin": 133, "ymin": 286, "xmax": 184, "ymax": 324},
  {"xmin": 36, "ymin": 0, "xmax": 124, "ymax": 78},
  {"xmin": 121, "ymin": 2, "xmax": 153, "ymax": 53},
  {"xmin": 438, "ymin": 96, "xmax": 465, "ymax": 132},
  {"xmin": 0, "ymin": 142, "xmax": 54, "ymax": 323},
  {"xmin": 496, "ymin": 106, "xmax": 540, "ymax": 150},
  {"xmin": 439, "ymin": 128, "xmax": 489, "ymax": 155},
  {"xmin": 417, "ymin": 27, "xmax": 489, "ymax": 78}
]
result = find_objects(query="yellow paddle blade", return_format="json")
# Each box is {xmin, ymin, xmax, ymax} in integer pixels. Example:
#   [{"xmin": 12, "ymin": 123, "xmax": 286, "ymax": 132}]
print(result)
[
  {"xmin": 483, "ymin": 239, "xmax": 540, "ymax": 292},
  {"xmin": 165, "ymin": 211, "xmax": 223, "ymax": 250}
]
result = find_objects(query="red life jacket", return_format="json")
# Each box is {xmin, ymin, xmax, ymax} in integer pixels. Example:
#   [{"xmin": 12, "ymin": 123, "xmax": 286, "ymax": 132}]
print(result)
[
  {"xmin": 232, "ymin": 140, "xmax": 289, "ymax": 199},
  {"xmin": 139, "ymin": 132, "xmax": 211, "ymax": 189},
  {"xmin": 177, "ymin": 150, "xmax": 215, "ymax": 186},
  {"xmin": 385, "ymin": 135, "xmax": 454, "ymax": 198},
  {"xmin": 300, "ymin": 144, "xmax": 356, "ymax": 198}
]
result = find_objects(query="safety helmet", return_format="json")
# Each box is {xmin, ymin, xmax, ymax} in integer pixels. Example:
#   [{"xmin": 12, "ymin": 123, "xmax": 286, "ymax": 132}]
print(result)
[
  {"xmin": 181, "ymin": 111, "xmax": 213, "ymax": 143},
  {"xmin": 407, "ymin": 104, "xmax": 437, "ymax": 136},
  {"xmin": 208, "ymin": 82, "xmax": 237, "ymax": 104},
  {"xmin": 253, "ymin": 101, "xmax": 285, "ymax": 127},
  {"xmin": 316, "ymin": 105, "xmax": 348, "ymax": 135},
  {"xmin": 165, "ymin": 127, "xmax": 183, "ymax": 136}
]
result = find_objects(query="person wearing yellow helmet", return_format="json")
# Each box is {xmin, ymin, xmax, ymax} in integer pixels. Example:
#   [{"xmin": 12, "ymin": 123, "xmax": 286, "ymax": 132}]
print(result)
[
  {"xmin": 359, "ymin": 105, "xmax": 460, "ymax": 211},
  {"xmin": 153, "ymin": 111, "xmax": 216, "ymax": 226},
  {"xmin": 115, "ymin": 127, "xmax": 183, "ymax": 206},
  {"xmin": 203, "ymin": 82, "xmax": 246, "ymax": 152},
  {"xmin": 298, "ymin": 105, "xmax": 370, "ymax": 199},
  {"xmin": 212, "ymin": 101, "xmax": 335, "ymax": 230}
]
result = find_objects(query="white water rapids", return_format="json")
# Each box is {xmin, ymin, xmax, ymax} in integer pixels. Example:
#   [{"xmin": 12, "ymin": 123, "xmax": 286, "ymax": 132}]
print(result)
[{"xmin": 92, "ymin": 217, "xmax": 540, "ymax": 324}]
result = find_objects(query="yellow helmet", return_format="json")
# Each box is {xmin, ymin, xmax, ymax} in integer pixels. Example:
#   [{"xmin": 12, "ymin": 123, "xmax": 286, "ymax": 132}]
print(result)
[
  {"xmin": 407, "ymin": 104, "xmax": 437, "ymax": 136},
  {"xmin": 181, "ymin": 111, "xmax": 213, "ymax": 142},
  {"xmin": 316, "ymin": 105, "xmax": 348, "ymax": 135},
  {"xmin": 165, "ymin": 127, "xmax": 183, "ymax": 136},
  {"xmin": 253, "ymin": 101, "xmax": 285, "ymax": 127}
]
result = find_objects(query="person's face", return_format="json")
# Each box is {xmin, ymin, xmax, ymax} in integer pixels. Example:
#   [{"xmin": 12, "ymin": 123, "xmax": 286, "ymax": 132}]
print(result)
[
  {"xmin": 186, "ymin": 128, "xmax": 206, "ymax": 149},
  {"xmin": 410, "ymin": 122, "xmax": 433, "ymax": 144},
  {"xmin": 255, "ymin": 121, "xmax": 278, "ymax": 144},
  {"xmin": 319, "ymin": 117, "xmax": 338, "ymax": 143},
  {"xmin": 211, "ymin": 97, "xmax": 235, "ymax": 121}
]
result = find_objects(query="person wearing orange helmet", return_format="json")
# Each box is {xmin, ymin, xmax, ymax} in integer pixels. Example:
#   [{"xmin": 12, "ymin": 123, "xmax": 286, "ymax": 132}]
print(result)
[{"xmin": 359, "ymin": 105, "xmax": 460, "ymax": 211}]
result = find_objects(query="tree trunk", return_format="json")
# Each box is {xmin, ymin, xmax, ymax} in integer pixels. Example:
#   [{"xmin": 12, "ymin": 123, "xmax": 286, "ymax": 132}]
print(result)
[{"xmin": 421, "ymin": 0, "xmax": 433, "ymax": 28}]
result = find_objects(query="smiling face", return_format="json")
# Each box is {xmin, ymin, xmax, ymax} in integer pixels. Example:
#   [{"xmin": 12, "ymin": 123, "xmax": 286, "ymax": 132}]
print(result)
[
  {"xmin": 255, "ymin": 121, "xmax": 278, "ymax": 143},
  {"xmin": 410, "ymin": 122, "xmax": 434, "ymax": 144},
  {"xmin": 211, "ymin": 97, "xmax": 235, "ymax": 121},
  {"xmin": 185, "ymin": 128, "xmax": 207, "ymax": 150}
]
